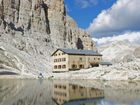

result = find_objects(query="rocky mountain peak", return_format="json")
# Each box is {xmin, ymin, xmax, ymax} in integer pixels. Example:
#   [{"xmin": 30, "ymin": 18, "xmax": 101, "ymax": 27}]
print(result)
[{"xmin": 0, "ymin": 0, "xmax": 96, "ymax": 76}]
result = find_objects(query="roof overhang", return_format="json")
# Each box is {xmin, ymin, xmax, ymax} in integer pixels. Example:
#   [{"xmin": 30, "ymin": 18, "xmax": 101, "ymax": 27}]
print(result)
[{"xmin": 51, "ymin": 49, "xmax": 102, "ymax": 56}]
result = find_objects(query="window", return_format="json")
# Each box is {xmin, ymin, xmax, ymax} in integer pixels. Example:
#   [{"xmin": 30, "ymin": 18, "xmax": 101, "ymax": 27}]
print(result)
[
  {"xmin": 79, "ymin": 58, "xmax": 82, "ymax": 61},
  {"xmin": 63, "ymin": 86, "xmax": 66, "ymax": 89},
  {"xmin": 54, "ymin": 85, "xmax": 57, "ymax": 88},
  {"xmin": 80, "ymin": 86, "xmax": 84, "ymax": 89},
  {"xmin": 64, "ymin": 93, "xmax": 67, "ymax": 97},
  {"xmin": 54, "ymin": 65, "xmax": 57, "ymax": 69},
  {"xmin": 79, "ymin": 65, "xmax": 84, "ymax": 69},
  {"xmin": 58, "ymin": 65, "xmax": 61, "ymax": 69},
  {"xmin": 72, "ymin": 85, "xmax": 77, "ymax": 90},
  {"xmin": 72, "ymin": 64, "xmax": 77, "ymax": 69},
  {"xmin": 56, "ymin": 58, "xmax": 62, "ymax": 62},
  {"xmin": 98, "ymin": 58, "xmax": 100, "ymax": 60},
  {"xmin": 62, "ymin": 53, "xmax": 65, "ymax": 55},
  {"xmin": 54, "ymin": 59, "xmax": 57, "ymax": 62},
  {"xmin": 59, "ymin": 85, "xmax": 62, "ymax": 89},
  {"xmin": 62, "ymin": 65, "xmax": 66, "ymax": 68},
  {"xmin": 62, "ymin": 58, "xmax": 66, "ymax": 61}
]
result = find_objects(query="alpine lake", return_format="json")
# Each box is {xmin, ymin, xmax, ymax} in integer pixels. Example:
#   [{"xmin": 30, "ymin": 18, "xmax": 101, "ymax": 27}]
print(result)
[{"xmin": 0, "ymin": 79, "xmax": 140, "ymax": 105}]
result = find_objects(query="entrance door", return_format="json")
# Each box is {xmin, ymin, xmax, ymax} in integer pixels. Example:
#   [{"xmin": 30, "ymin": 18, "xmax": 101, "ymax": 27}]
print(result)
[
  {"xmin": 72, "ymin": 64, "xmax": 77, "ymax": 69},
  {"xmin": 79, "ymin": 65, "xmax": 84, "ymax": 69}
]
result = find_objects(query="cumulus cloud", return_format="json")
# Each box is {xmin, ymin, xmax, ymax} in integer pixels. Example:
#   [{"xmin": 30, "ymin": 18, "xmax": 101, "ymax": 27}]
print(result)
[
  {"xmin": 93, "ymin": 32, "xmax": 140, "ymax": 45},
  {"xmin": 75, "ymin": 0, "xmax": 98, "ymax": 9},
  {"xmin": 87, "ymin": 0, "xmax": 140, "ymax": 38}
]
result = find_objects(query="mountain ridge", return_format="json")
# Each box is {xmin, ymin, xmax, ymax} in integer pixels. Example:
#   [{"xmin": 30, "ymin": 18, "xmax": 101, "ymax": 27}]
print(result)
[{"xmin": 0, "ymin": 0, "xmax": 96, "ymax": 77}]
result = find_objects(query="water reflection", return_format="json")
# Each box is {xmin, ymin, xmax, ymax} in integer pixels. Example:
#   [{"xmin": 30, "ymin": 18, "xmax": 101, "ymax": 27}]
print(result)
[
  {"xmin": 0, "ymin": 80, "xmax": 140, "ymax": 105},
  {"xmin": 52, "ymin": 80, "xmax": 104, "ymax": 105},
  {"xmin": 0, "ymin": 79, "xmax": 55, "ymax": 105}
]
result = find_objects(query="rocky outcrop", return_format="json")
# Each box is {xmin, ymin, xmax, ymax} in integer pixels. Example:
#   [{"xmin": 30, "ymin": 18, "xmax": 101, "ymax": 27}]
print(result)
[
  {"xmin": 98, "ymin": 40, "xmax": 140, "ymax": 63},
  {"xmin": 0, "ymin": 0, "xmax": 96, "ymax": 77},
  {"xmin": 65, "ymin": 16, "xmax": 96, "ymax": 50},
  {"xmin": 0, "ymin": 0, "xmax": 95, "ymax": 50},
  {"xmin": 134, "ymin": 47, "xmax": 140, "ymax": 58}
]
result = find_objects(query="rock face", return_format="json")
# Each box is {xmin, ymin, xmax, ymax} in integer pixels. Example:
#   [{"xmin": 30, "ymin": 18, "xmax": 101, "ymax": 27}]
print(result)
[
  {"xmin": 134, "ymin": 47, "xmax": 140, "ymax": 58},
  {"xmin": 0, "ymin": 0, "xmax": 96, "ymax": 76},
  {"xmin": 98, "ymin": 40, "xmax": 140, "ymax": 63}
]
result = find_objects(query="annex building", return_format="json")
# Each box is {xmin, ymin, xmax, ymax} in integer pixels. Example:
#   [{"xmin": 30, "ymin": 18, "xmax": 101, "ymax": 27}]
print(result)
[{"xmin": 51, "ymin": 48, "xmax": 102, "ymax": 72}]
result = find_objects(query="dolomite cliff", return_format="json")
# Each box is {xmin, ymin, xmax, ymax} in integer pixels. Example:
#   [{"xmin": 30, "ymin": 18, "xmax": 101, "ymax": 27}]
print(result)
[{"xmin": 0, "ymin": 0, "xmax": 96, "ymax": 77}]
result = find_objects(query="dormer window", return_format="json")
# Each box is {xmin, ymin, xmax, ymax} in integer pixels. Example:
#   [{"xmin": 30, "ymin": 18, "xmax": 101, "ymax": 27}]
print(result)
[{"xmin": 62, "ymin": 53, "xmax": 65, "ymax": 55}]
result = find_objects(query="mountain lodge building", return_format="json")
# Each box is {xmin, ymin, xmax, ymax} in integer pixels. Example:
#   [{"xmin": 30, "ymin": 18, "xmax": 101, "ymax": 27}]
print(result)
[{"xmin": 51, "ymin": 49, "xmax": 102, "ymax": 72}]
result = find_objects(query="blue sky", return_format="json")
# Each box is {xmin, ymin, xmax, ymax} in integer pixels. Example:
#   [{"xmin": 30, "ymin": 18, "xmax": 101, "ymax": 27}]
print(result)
[
  {"xmin": 65, "ymin": 0, "xmax": 116, "ymax": 29},
  {"xmin": 64, "ymin": 0, "xmax": 140, "ymax": 42}
]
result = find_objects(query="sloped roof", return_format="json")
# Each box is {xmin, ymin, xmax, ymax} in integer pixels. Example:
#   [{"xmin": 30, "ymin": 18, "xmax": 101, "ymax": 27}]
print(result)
[
  {"xmin": 51, "ymin": 48, "xmax": 102, "ymax": 56},
  {"xmin": 99, "ymin": 61, "xmax": 112, "ymax": 65}
]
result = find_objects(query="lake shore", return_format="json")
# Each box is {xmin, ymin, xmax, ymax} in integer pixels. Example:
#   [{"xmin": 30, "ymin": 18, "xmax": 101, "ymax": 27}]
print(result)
[{"xmin": 0, "ymin": 59, "xmax": 140, "ymax": 80}]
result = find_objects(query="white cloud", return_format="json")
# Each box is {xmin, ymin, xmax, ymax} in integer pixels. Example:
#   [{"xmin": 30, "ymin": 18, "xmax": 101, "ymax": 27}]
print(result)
[
  {"xmin": 93, "ymin": 32, "xmax": 140, "ymax": 45},
  {"xmin": 75, "ymin": 0, "xmax": 98, "ymax": 9},
  {"xmin": 87, "ymin": 0, "xmax": 140, "ymax": 38}
]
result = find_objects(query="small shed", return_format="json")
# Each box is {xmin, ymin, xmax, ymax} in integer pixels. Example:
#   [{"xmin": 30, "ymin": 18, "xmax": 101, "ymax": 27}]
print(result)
[{"xmin": 99, "ymin": 61, "xmax": 112, "ymax": 67}]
